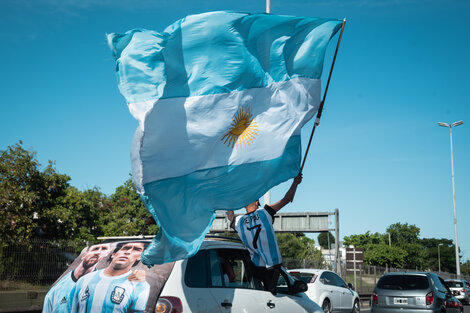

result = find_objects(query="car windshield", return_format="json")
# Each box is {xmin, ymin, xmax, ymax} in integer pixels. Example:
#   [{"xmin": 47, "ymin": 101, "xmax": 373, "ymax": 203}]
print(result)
[
  {"xmin": 290, "ymin": 272, "xmax": 315, "ymax": 284},
  {"xmin": 377, "ymin": 275, "xmax": 429, "ymax": 290},
  {"xmin": 446, "ymin": 281, "xmax": 464, "ymax": 288}
]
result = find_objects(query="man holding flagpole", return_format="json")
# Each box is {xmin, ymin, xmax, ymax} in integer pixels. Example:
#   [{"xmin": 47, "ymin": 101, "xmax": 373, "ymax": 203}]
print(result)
[
  {"xmin": 227, "ymin": 173, "xmax": 302, "ymax": 295},
  {"xmin": 108, "ymin": 11, "xmax": 343, "ymax": 266}
]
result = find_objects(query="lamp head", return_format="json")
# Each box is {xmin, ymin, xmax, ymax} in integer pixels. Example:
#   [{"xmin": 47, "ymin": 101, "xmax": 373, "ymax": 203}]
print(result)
[
  {"xmin": 438, "ymin": 122, "xmax": 449, "ymax": 127},
  {"xmin": 451, "ymin": 120, "xmax": 463, "ymax": 127}
]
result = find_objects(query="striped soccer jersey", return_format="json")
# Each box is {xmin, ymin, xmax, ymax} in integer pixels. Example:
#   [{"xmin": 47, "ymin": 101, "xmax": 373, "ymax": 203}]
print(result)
[
  {"xmin": 43, "ymin": 270, "xmax": 77, "ymax": 313},
  {"xmin": 69, "ymin": 269, "xmax": 150, "ymax": 313},
  {"xmin": 233, "ymin": 206, "xmax": 282, "ymax": 268}
]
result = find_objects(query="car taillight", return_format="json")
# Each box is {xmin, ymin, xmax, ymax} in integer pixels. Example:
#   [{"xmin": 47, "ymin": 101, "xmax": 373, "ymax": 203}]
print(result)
[
  {"xmin": 446, "ymin": 300, "xmax": 462, "ymax": 308},
  {"xmin": 155, "ymin": 296, "xmax": 183, "ymax": 313},
  {"xmin": 426, "ymin": 291, "xmax": 433, "ymax": 305},
  {"xmin": 372, "ymin": 292, "xmax": 378, "ymax": 305}
]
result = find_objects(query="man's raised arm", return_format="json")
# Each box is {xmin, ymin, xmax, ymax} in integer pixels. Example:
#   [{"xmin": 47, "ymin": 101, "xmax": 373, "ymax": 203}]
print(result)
[{"xmin": 268, "ymin": 173, "xmax": 302, "ymax": 212}]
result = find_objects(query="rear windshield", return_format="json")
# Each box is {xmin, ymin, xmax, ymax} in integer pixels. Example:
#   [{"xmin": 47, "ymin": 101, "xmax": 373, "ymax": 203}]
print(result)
[
  {"xmin": 290, "ymin": 272, "xmax": 315, "ymax": 284},
  {"xmin": 377, "ymin": 275, "xmax": 429, "ymax": 290},
  {"xmin": 446, "ymin": 281, "xmax": 464, "ymax": 288}
]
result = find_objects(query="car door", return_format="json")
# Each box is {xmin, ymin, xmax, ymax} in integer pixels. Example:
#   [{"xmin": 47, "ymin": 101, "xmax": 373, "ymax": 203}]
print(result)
[
  {"xmin": 207, "ymin": 248, "xmax": 268, "ymax": 313},
  {"xmin": 331, "ymin": 272, "xmax": 354, "ymax": 312},
  {"xmin": 262, "ymin": 269, "xmax": 316, "ymax": 313},
  {"xmin": 319, "ymin": 271, "xmax": 342, "ymax": 312}
]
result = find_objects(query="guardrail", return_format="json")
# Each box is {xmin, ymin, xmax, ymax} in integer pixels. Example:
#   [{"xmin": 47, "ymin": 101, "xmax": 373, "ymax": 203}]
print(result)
[{"xmin": 359, "ymin": 294, "xmax": 371, "ymax": 308}]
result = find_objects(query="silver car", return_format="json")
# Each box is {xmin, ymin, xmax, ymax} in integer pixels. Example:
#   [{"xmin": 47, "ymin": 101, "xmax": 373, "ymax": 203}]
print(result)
[
  {"xmin": 371, "ymin": 272, "xmax": 461, "ymax": 313},
  {"xmin": 445, "ymin": 279, "xmax": 470, "ymax": 304}
]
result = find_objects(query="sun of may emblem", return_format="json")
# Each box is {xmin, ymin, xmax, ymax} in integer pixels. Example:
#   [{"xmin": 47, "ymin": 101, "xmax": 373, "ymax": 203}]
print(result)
[{"xmin": 222, "ymin": 106, "xmax": 258, "ymax": 149}]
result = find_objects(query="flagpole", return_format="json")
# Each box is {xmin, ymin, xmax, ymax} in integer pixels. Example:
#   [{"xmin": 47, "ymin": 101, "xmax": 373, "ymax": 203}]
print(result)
[
  {"xmin": 300, "ymin": 18, "xmax": 346, "ymax": 173},
  {"xmin": 263, "ymin": 0, "xmax": 272, "ymax": 206}
]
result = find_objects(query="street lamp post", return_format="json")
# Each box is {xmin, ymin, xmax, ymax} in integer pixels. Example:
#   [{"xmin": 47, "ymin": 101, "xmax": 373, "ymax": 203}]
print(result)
[
  {"xmin": 438, "ymin": 243, "xmax": 443, "ymax": 273},
  {"xmin": 438, "ymin": 120, "xmax": 463, "ymax": 277}
]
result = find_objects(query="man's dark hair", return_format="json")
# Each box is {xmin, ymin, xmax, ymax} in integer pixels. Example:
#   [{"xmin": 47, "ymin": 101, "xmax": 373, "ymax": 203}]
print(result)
[{"xmin": 107, "ymin": 241, "xmax": 149, "ymax": 267}]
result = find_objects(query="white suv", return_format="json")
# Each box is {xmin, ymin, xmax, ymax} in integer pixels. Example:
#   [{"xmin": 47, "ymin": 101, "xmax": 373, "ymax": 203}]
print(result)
[
  {"xmin": 157, "ymin": 237, "xmax": 323, "ymax": 312},
  {"xmin": 46, "ymin": 237, "xmax": 323, "ymax": 313},
  {"xmin": 288, "ymin": 269, "xmax": 360, "ymax": 313}
]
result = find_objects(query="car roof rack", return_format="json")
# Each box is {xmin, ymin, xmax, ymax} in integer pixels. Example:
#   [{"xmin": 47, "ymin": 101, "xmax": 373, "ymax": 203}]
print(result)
[
  {"xmin": 96, "ymin": 234, "xmax": 241, "ymax": 243},
  {"xmin": 205, "ymin": 234, "xmax": 241, "ymax": 242}
]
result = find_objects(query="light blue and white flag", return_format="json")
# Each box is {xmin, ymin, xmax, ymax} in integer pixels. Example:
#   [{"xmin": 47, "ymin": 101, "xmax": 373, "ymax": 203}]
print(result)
[{"xmin": 108, "ymin": 11, "xmax": 342, "ymax": 266}]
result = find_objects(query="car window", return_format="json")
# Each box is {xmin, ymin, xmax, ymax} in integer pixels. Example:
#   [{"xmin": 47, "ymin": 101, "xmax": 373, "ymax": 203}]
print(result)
[
  {"xmin": 445, "ymin": 281, "xmax": 464, "ymax": 288},
  {"xmin": 320, "ymin": 271, "xmax": 335, "ymax": 286},
  {"xmin": 438, "ymin": 277, "xmax": 452, "ymax": 294},
  {"xmin": 208, "ymin": 249, "xmax": 258, "ymax": 289},
  {"xmin": 185, "ymin": 250, "xmax": 210, "ymax": 287},
  {"xmin": 331, "ymin": 272, "xmax": 348, "ymax": 288},
  {"xmin": 276, "ymin": 269, "xmax": 294, "ymax": 294},
  {"xmin": 377, "ymin": 275, "xmax": 429, "ymax": 290},
  {"xmin": 290, "ymin": 272, "xmax": 316, "ymax": 284}
]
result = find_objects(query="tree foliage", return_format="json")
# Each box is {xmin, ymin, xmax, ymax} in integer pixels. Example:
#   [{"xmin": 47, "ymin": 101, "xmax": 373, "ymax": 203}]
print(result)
[
  {"xmin": 1, "ymin": 142, "xmax": 72, "ymax": 245},
  {"xmin": 100, "ymin": 178, "xmax": 158, "ymax": 237},
  {"xmin": 462, "ymin": 259, "xmax": 470, "ymax": 276},
  {"xmin": 421, "ymin": 238, "xmax": 456, "ymax": 273},
  {"xmin": 344, "ymin": 223, "xmax": 461, "ymax": 271},
  {"xmin": 363, "ymin": 244, "xmax": 407, "ymax": 267},
  {"xmin": 317, "ymin": 231, "xmax": 335, "ymax": 249},
  {"xmin": 277, "ymin": 233, "xmax": 324, "ymax": 268},
  {"xmin": 344, "ymin": 231, "xmax": 385, "ymax": 247}
]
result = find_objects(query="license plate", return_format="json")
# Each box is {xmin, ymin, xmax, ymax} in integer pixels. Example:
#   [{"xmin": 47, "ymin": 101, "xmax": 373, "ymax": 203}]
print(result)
[{"xmin": 394, "ymin": 298, "xmax": 408, "ymax": 305}]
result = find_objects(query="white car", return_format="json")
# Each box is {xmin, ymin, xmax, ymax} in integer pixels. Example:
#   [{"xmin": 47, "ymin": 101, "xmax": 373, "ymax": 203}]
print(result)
[
  {"xmin": 288, "ymin": 269, "xmax": 360, "ymax": 313},
  {"xmin": 47, "ymin": 237, "xmax": 324, "ymax": 313},
  {"xmin": 445, "ymin": 279, "xmax": 470, "ymax": 304},
  {"xmin": 157, "ymin": 237, "xmax": 324, "ymax": 312}
]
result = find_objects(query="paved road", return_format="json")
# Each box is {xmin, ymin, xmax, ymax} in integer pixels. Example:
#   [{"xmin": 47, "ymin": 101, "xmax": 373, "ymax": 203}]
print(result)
[{"xmin": 361, "ymin": 304, "xmax": 469, "ymax": 313}]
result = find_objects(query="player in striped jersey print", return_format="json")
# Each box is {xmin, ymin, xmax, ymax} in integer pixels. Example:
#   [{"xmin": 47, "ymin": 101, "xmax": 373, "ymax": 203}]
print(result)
[
  {"xmin": 227, "ymin": 173, "xmax": 302, "ymax": 295},
  {"xmin": 43, "ymin": 243, "xmax": 111, "ymax": 313},
  {"xmin": 69, "ymin": 242, "xmax": 150, "ymax": 313}
]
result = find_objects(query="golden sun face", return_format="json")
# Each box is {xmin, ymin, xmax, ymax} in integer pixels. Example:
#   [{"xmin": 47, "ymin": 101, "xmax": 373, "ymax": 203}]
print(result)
[{"xmin": 222, "ymin": 106, "xmax": 258, "ymax": 149}]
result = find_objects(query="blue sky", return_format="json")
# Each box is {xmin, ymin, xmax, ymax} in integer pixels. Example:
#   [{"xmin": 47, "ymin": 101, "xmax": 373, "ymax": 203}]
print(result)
[{"xmin": 1, "ymin": 0, "xmax": 469, "ymax": 264}]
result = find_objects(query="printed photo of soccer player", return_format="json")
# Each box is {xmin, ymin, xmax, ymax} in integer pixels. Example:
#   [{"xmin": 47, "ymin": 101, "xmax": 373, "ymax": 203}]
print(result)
[
  {"xmin": 43, "ymin": 243, "xmax": 112, "ymax": 313},
  {"xmin": 69, "ymin": 241, "xmax": 151, "ymax": 313}
]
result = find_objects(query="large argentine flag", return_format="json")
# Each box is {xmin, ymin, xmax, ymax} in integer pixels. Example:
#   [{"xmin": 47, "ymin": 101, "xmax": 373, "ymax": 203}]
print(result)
[{"xmin": 108, "ymin": 11, "xmax": 342, "ymax": 266}]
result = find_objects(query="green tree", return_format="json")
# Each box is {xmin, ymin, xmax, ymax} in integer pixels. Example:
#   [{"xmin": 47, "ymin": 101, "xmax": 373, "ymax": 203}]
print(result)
[
  {"xmin": 0, "ymin": 142, "xmax": 108, "ymax": 247},
  {"xmin": 461, "ymin": 259, "xmax": 470, "ymax": 276},
  {"xmin": 1, "ymin": 142, "xmax": 71, "ymax": 245},
  {"xmin": 386, "ymin": 223, "xmax": 425, "ymax": 269},
  {"xmin": 343, "ymin": 231, "xmax": 385, "ymax": 248},
  {"xmin": 386, "ymin": 223, "xmax": 420, "ymax": 246},
  {"xmin": 363, "ymin": 244, "xmax": 407, "ymax": 267},
  {"xmin": 54, "ymin": 187, "xmax": 107, "ymax": 245},
  {"xmin": 318, "ymin": 232, "xmax": 335, "ymax": 249},
  {"xmin": 277, "ymin": 233, "xmax": 323, "ymax": 268},
  {"xmin": 100, "ymin": 178, "xmax": 158, "ymax": 236},
  {"xmin": 420, "ymin": 238, "xmax": 456, "ymax": 273}
]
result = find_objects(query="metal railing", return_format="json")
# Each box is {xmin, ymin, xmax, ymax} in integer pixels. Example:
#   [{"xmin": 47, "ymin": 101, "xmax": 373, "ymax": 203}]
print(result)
[
  {"xmin": 0, "ymin": 239, "xmax": 81, "ymax": 286},
  {"xmin": 1, "ymin": 240, "xmax": 469, "ymax": 293},
  {"xmin": 284, "ymin": 259, "xmax": 470, "ymax": 296}
]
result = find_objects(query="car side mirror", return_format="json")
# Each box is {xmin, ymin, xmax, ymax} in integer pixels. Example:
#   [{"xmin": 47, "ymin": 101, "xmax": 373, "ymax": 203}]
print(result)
[
  {"xmin": 348, "ymin": 283, "xmax": 354, "ymax": 290},
  {"xmin": 293, "ymin": 280, "xmax": 308, "ymax": 294}
]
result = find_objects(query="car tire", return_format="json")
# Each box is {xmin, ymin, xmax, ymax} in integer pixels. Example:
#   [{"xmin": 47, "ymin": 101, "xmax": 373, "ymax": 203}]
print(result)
[
  {"xmin": 322, "ymin": 299, "xmax": 331, "ymax": 313},
  {"xmin": 352, "ymin": 299, "xmax": 360, "ymax": 313}
]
